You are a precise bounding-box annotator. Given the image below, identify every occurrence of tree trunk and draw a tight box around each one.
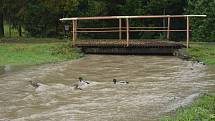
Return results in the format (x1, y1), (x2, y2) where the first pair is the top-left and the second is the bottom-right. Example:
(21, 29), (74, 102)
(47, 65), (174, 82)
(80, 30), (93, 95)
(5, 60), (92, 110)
(18, 25), (22, 37)
(0, 12), (4, 37)
(9, 24), (11, 37)
(55, 21), (58, 37)
(9, 18), (11, 37)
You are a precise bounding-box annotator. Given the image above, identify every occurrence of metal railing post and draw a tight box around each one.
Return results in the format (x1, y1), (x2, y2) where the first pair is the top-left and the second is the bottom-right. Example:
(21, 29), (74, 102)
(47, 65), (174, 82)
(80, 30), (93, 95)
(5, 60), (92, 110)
(186, 16), (190, 48)
(119, 18), (122, 40)
(72, 20), (75, 47)
(75, 20), (77, 41)
(72, 20), (77, 47)
(126, 18), (129, 47)
(167, 17), (171, 40)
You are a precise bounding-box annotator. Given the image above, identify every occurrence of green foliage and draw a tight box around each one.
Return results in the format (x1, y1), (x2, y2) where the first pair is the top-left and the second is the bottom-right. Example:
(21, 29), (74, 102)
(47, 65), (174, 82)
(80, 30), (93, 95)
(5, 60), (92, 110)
(75, 0), (107, 16)
(50, 42), (83, 59)
(120, 0), (146, 15)
(186, 0), (215, 42)
(1, 0), (212, 41)
(161, 94), (215, 121)
(0, 0), (3, 37)
(0, 43), (83, 66)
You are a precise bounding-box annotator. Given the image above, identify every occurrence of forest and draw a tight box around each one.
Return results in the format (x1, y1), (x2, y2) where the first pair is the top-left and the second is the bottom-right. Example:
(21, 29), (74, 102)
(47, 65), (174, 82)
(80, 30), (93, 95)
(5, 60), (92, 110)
(0, 0), (214, 41)
(0, 1), (215, 120)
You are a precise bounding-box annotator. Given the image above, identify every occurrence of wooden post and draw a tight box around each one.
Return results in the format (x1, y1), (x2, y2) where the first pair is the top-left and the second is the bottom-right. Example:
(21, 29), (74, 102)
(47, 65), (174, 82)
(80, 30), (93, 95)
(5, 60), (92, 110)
(186, 16), (189, 48)
(119, 19), (122, 40)
(72, 20), (75, 47)
(126, 18), (129, 47)
(167, 17), (170, 40)
(74, 20), (78, 40)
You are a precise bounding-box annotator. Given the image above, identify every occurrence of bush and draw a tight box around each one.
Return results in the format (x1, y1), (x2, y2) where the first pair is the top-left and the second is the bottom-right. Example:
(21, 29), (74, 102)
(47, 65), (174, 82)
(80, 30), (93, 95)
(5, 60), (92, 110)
(51, 42), (83, 59)
(186, 0), (215, 42)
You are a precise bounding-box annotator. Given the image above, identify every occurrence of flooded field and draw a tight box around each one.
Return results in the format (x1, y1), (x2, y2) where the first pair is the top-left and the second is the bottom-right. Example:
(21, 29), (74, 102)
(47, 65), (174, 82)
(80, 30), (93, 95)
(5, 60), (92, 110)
(0, 55), (214, 121)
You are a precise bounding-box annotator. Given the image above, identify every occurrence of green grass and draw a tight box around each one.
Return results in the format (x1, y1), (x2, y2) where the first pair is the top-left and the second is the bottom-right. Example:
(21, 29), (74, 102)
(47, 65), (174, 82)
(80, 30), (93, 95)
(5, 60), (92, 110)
(188, 43), (215, 65)
(0, 43), (83, 66)
(162, 42), (215, 121)
(0, 24), (80, 66)
(161, 94), (215, 121)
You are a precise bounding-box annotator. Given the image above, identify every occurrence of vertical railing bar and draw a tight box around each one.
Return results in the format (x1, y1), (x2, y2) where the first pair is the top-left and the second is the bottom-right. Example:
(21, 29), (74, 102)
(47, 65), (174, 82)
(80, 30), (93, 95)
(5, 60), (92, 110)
(126, 18), (129, 47)
(72, 20), (75, 47)
(186, 16), (190, 48)
(167, 17), (171, 40)
(75, 20), (77, 41)
(119, 19), (122, 40)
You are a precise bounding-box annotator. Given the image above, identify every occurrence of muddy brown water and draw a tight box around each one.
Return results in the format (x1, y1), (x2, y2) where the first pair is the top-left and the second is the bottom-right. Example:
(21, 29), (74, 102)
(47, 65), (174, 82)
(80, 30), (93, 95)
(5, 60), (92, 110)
(0, 55), (214, 121)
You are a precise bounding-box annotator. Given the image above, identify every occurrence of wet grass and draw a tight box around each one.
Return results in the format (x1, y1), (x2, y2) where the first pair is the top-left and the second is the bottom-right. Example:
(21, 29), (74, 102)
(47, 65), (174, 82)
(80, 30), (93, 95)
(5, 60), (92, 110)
(188, 43), (215, 65)
(162, 42), (215, 121)
(0, 43), (83, 66)
(161, 94), (215, 121)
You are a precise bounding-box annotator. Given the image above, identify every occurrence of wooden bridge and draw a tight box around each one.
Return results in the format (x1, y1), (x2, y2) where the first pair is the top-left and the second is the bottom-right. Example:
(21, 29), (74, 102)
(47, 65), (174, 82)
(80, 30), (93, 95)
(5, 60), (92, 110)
(60, 15), (206, 54)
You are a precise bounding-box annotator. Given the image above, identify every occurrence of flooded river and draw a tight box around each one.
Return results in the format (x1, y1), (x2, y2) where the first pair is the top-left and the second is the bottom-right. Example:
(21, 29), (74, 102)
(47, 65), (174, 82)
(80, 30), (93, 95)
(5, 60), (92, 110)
(0, 55), (214, 121)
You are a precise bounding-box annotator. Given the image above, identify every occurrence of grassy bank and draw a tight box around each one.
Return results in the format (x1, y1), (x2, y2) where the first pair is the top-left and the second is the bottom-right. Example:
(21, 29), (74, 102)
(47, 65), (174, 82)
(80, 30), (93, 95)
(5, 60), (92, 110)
(0, 43), (83, 66)
(188, 43), (215, 65)
(162, 43), (215, 121)
(162, 94), (215, 121)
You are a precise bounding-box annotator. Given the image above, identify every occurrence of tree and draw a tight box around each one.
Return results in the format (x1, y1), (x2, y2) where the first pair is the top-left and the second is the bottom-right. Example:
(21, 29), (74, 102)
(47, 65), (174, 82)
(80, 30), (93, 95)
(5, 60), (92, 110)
(186, 0), (215, 42)
(21, 0), (80, 37)
(1, 0), (210, 41)
(12, 0), (28, 37)
(1, 0), (28, 37)
(0, 0), (4, 37)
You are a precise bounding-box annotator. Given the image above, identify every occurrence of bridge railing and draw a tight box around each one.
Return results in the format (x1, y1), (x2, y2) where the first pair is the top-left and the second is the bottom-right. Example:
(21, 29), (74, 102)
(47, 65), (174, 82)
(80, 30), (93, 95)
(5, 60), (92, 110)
(60, 15), (206, 48)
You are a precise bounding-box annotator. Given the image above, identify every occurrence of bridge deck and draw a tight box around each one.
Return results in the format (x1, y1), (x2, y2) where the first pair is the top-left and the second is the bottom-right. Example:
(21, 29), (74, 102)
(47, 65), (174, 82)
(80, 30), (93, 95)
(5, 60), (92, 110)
(75, 39), (185, 48)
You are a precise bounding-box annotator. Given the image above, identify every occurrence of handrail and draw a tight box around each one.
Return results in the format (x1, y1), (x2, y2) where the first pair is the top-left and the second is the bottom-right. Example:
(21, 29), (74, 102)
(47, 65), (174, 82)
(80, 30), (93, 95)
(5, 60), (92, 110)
(74, 30), (191, 33)
(60, 15), (207, 48)
(60, 15), (206, 21)
(77, 27), (168, 30)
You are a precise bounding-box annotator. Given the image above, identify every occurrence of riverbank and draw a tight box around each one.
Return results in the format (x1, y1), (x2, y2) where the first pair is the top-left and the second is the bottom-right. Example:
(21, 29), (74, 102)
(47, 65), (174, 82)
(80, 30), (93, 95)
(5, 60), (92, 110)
(188, 43), (215, 65)
(0, 43), (83, 66)
(162, 43), (215, 121)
